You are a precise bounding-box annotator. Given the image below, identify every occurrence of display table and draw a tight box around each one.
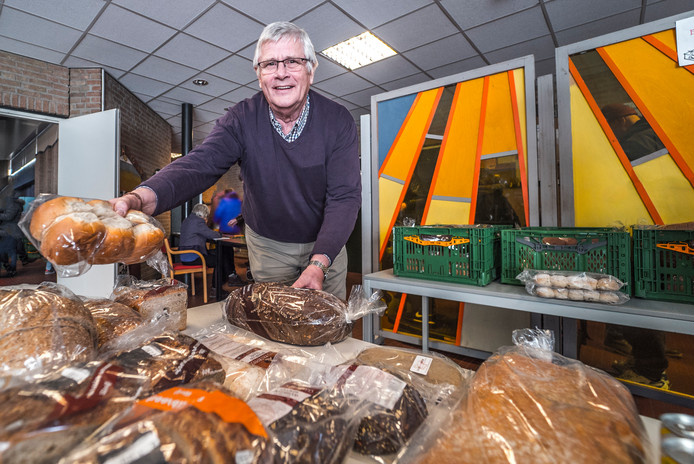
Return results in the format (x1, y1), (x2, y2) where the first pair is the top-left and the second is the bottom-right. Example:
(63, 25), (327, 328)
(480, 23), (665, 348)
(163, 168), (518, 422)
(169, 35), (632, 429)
(184, 301), (662, 463)
(362, 269), (694, 358)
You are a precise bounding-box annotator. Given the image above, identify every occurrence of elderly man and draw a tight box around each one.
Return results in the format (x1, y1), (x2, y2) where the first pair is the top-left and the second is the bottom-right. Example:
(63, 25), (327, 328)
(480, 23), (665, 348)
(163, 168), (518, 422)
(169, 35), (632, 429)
(112, 21), (361, 300)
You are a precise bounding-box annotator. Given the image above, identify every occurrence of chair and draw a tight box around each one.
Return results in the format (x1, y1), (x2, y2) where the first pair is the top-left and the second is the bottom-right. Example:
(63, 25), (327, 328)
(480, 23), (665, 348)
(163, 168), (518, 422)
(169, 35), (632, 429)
(162, 237), (213, 303)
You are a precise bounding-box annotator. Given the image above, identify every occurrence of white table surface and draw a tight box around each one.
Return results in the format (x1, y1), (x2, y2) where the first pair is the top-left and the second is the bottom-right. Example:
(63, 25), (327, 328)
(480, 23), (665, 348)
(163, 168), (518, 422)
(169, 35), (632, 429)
(184, 302), (661, 463)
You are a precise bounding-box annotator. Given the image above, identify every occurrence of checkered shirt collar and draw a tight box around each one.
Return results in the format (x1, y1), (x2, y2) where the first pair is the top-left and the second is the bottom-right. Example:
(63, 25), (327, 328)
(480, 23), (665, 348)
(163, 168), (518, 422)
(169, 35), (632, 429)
(269, 94), (310, 142)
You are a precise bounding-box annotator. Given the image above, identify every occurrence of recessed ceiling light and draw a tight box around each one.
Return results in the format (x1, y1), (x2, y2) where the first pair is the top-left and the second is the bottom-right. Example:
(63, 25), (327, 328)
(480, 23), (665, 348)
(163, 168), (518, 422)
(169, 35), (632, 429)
(321, 32), (396, 70)
(192, 79), (208, 86)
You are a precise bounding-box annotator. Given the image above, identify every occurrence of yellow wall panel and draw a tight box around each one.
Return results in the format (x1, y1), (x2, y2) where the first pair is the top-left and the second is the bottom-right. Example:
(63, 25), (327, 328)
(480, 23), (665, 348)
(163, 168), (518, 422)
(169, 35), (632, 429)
(511, 68), (528, 167)
(570, 82), (652, 226)
(433, 79), (484, 197)
(481, 73), (516, 155)
(380, 88), (441, 180)
(634, 156), (694, 223)
(423, 199), (470, 225)
(379, 176), (406, 250)
(651, 29), (676, 49)
(603, 39), (694, 171)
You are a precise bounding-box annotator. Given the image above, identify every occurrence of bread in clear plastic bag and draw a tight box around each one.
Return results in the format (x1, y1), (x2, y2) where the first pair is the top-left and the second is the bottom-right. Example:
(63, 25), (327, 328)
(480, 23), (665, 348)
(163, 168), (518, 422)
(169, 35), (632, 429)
(407, 328), (651, 464)
(80, 296), (145, 350)
(516, 269), (629, 304)
(19, 194), (166, 277)
(110, 275), (188, 331)
(59, 381), (272, 464)
(223, 283), (386, 346)
(0, 282), (98, 389)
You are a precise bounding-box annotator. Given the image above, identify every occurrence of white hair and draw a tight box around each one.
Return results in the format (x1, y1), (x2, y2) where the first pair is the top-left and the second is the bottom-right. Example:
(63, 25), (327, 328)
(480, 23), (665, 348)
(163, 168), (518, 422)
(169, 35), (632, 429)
(192, 203), (209, 219)
(253, 21), (318, 76)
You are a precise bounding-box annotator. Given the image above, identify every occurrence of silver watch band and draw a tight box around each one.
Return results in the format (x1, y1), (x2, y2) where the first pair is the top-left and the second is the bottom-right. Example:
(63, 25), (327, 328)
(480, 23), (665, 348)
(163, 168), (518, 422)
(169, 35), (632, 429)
(308, 260), (329, 279)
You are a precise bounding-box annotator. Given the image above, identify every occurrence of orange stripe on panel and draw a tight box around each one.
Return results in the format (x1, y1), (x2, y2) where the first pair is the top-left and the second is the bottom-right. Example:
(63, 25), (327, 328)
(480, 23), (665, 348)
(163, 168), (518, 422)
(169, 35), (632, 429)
(642, 34), (694, 75)
(569, 59), (663, 224)
(455, 302), (465, 346)
(423, 82), (463, 224)
(379, 88), (444, 259)
(379, 93), (422, 178)
(468, 76), (490, 223)
(392, 293), (408, 334)
(508, 69), (530, 225)
(598, 45), (694, 188)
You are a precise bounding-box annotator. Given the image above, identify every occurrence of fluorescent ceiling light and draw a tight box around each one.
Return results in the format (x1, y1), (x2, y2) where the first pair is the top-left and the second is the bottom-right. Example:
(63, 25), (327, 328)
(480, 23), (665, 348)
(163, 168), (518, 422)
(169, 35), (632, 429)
(321, 32), (396, 70)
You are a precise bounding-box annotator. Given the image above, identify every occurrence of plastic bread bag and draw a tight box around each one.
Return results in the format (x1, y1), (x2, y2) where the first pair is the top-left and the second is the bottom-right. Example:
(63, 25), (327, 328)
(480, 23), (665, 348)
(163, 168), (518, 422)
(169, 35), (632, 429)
(0, 282), (98, 390)
(354, 345), (472, 407)
(0, 359), (150, 464)
(403, 328), (651, 464)
(59, 381), (272, 464)
(96, 331), (226, 397)
(223, 283), (386, 346)
(110, 274), (189, 332)
(19, 193), (166, 277)
(79, 296), (147, 350)
(516, 269), (630, 304)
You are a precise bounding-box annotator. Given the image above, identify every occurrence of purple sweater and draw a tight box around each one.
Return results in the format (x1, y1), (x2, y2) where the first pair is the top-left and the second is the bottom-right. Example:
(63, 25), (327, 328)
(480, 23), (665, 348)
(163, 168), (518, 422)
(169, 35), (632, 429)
(143, 90), (361, 262)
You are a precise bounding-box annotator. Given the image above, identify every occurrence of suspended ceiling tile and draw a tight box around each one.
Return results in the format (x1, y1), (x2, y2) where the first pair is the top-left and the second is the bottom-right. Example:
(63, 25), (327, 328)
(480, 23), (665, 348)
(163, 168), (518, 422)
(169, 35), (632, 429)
(197, 98), (234, 114)
(72, 34), (148, 71)
(485, 35), (556, 65)
(207, 55), (257, 86)
(333, 97), (358, 111)
(379, 71), (431, 92)
(427, 55), (488, 79)
(184, 4), (264, 53)
(167, 114), (183, 129)
(312, 58), (349, 83)
(179, 73), (240, 97)
(340, 86), (381, 107)
(221, 0), (325, 25)
(150, 98), (184, 116)
(192, 108), (220, 124)
(332, 0), (431, 29)
(545, 0), (641, 32)
(118, 73), (174, 99)
(4, 0), (105, 30)
(644, 0), (694, 22)
(89, 4), (176, 53)
(293, 3), (364, 51)
(220, 86), (258, 105)
(131, 55), (199, 86)
(0, 7), (82, 53)
(0, 36), (65, 64)
(312, 72), (373, 97)
(466, 7), (549, 54)
(160, 86), (213, 106)
(373, 4), (459, 52)
(554, 10), (641, 46)
(402, 33), (478, 71)
(154, 33), (230, 70)
(353, 55), (420, 85)
(131, 92), (154, 104)
(63, 55), (127, 79)
(440, 0), (538, 30)
(112, 0), (215, 29)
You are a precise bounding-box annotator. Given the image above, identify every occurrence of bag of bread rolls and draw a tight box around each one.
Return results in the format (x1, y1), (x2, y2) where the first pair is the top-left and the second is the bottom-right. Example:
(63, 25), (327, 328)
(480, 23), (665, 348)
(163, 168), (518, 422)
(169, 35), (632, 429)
(19, 194), (166, 277)
(403, 328), (651, 464)
(516, 269), (629, 304)
(224, 283), (386, 346)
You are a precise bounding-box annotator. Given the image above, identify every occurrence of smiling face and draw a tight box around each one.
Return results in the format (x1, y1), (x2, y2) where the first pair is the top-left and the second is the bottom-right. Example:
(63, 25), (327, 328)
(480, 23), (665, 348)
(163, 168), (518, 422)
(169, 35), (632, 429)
(257, 37), (314, 122)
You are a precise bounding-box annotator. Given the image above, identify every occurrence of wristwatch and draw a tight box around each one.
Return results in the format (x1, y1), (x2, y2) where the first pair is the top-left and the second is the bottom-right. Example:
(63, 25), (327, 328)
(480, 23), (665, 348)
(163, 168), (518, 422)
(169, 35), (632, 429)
(308, 260), (329, 279)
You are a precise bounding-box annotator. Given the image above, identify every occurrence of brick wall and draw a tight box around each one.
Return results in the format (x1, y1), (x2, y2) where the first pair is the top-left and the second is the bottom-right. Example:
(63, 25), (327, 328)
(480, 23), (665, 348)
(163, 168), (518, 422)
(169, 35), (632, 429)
(0, 51), (69, 116)
(69, 68), (103, 116)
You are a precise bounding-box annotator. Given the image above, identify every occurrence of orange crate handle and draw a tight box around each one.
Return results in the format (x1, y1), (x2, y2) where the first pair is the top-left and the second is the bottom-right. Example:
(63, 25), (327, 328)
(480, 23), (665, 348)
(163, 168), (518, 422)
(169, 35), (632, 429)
(403, 235), (470, 247)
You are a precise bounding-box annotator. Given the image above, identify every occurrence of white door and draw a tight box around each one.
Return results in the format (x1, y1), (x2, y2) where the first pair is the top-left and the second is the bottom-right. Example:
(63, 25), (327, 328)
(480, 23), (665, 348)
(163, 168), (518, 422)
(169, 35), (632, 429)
(57, 109), (120, 298)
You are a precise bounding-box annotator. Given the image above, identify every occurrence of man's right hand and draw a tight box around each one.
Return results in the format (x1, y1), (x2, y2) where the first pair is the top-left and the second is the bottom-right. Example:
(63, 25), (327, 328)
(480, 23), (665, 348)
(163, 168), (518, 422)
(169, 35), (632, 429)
(109, 188), (156, 217)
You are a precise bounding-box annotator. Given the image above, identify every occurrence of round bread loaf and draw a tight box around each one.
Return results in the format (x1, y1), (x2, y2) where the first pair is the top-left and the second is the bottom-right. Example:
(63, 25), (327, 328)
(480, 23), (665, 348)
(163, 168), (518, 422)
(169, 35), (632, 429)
(89, 215), (136, 265)
(82, 298), (144, 348)
(122, 220), (165, 264)
(39, 212), (107, 265)
(29, 196), (92, 240)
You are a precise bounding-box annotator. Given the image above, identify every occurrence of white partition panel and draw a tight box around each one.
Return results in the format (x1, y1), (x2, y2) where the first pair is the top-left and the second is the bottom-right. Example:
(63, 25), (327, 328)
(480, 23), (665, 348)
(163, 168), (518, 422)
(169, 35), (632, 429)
(57, 109), (120, 297)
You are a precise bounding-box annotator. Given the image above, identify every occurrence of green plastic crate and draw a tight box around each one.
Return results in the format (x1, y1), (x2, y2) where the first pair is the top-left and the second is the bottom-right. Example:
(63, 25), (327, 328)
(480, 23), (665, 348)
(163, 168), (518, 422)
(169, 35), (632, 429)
(392, 225), (500, 286)
(633, 226), (694, 303)
(500, 227), (631, 292)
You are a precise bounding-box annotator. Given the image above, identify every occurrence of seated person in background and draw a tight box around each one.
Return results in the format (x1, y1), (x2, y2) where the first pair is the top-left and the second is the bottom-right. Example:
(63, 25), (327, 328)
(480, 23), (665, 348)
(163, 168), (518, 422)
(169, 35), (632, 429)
(0, 231), (18, 277)
(179, 204), (242, 288)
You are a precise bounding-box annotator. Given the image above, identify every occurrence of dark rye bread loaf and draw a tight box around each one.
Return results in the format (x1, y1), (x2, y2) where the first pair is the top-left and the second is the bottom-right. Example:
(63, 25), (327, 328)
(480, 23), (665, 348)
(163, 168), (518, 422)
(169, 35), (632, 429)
(224, 283), (352, 346)
(81, 297), (144, 349)
(0, 284), (97, 382)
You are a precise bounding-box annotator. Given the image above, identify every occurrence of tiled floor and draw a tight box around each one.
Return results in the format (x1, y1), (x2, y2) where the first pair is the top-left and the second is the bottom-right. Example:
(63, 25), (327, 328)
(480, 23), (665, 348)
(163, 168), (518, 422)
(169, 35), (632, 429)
(6, 257), (694, 420)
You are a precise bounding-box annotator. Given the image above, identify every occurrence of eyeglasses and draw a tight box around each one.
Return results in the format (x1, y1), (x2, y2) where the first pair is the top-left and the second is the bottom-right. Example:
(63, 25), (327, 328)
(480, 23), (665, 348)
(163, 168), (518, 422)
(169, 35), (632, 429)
(257, 57), (309, 74)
